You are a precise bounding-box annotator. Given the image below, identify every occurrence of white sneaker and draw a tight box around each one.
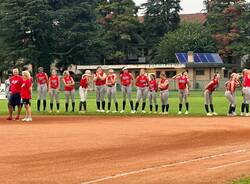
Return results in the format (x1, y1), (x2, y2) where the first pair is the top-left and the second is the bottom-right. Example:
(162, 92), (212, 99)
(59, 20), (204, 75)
(56, 110), (60, 113)
(245, 113), (250, 117)
(178, 111), (182, 115)
(100, 110), (105, 113)
(120, 110), (124, 113)
(112, 110), (118, 113)
(96, 109), (100, 112)
(164, 112), (169, 115)
(131, 110), (135, 114)
(207, 113), (213, 116)
(25, 118), (32, 122)
(185, 111), (189, 115)
(154, 111), (158, 114)
(142, 110), (146, 113)
(212, 112), (218, 116)
(106, 110), (110, 113)
(240, 112), (245, 116)
(232, 112), (237, 116)
(22, 118), (28, 122)
(49, 110), (52, 113)
(148, 111), (152, 114)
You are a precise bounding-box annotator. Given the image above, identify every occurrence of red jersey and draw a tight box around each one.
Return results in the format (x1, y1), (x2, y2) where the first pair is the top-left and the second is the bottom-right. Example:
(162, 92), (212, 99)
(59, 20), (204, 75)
(226, 80), (237, 92)
(120, 72), (132, 86)
(136, 75), (149, 88)
(49, 75), (60, 89)
(106, 75), (116, 86)
(36, 72), (48, 85)
(80, 76), (88, 88)
(178, 76), (189, 90)
(160, 79), (169, 91)
(94, 72), (106, 86)
(21, 78), (32, 99)
(10, 75), (23, 94)
(64, 76), (74, 91)
(149, 80), (158, 91)
(243, 75), (250, 87)
(206, 79), (219, 92)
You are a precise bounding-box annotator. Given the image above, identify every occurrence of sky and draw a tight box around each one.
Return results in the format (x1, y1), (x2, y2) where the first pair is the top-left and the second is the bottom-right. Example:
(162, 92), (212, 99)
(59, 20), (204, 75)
(134, 0), (206, 14)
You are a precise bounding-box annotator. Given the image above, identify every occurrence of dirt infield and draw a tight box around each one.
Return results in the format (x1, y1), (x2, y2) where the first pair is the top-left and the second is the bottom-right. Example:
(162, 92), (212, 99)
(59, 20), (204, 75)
(0, 116), (250, 184)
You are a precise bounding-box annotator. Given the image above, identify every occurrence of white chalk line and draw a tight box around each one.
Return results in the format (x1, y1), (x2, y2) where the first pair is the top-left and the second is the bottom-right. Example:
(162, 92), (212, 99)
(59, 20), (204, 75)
(80, 149), (246, 184)
(209, 159), (250, 170)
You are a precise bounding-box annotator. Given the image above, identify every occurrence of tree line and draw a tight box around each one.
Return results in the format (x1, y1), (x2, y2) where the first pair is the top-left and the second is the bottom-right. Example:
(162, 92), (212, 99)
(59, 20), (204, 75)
(0, 0), (249, 73)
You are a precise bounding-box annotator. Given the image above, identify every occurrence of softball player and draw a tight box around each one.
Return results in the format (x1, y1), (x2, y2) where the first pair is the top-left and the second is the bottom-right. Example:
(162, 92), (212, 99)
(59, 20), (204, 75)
(79, 70), (91, 113)
(173, 71), (190, 115)
(148, 74), (158, 113)
(204, 73), (220, 116)
(225, 73), (240, 116)
(159, 73), (170, 114)
(106, 69), (118, 113)
(36, 67), (48, 112)
(48, 69), (60, 113)
(63, 71), (75, 112)
(241, 69), (250, 116)
(7, 68), (23, 121)
(120, 67), (134, 113)
(21, 71), (32, 122)
(4, 71), (12, 105)
(93, 66), (106, 112)
(135, 68), (149, 113)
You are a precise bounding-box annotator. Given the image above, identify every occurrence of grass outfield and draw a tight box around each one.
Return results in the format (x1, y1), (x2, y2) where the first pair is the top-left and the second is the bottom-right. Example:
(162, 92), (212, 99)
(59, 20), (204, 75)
(0, 90), (247, 116)
(233, 178), (250, 184)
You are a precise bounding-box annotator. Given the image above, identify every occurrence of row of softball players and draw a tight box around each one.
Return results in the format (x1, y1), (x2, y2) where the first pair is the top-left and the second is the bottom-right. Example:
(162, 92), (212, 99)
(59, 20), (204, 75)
(6, 68), (32, 122)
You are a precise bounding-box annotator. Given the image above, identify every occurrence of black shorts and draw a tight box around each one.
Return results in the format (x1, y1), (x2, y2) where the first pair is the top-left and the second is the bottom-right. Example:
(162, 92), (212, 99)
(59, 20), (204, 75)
(9, 93), (21, 108)
(22, 99), (31, 105)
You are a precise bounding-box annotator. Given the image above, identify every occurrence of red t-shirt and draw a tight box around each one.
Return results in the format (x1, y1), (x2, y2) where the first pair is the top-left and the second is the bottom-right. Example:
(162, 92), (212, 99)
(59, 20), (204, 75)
(21, 78), (32, 99)
(64, 76), (74, 91)
(149, 80), (158, 91)
(178, 76), (189, 90)
(160, 79), (169, 91)
(49, 75), (60, 89)
(106, 75), (115, 86)
(243, 75), (250, 87)
(136, 75), (149, 88)
(80, 76), (88, 88)
(36, 72), (48, 85)
(206, 79), (219, 92)
(94, 72), (106, 86)
(10, 75), (23, 94)
(120, 73), (132, 86)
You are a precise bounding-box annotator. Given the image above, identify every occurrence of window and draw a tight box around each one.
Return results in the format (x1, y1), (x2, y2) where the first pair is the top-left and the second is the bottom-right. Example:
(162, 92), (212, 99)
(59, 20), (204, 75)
(196, 70), (205, 76)
(156, 71), (161, 78)
(224, 70), (229, 78)
(165, 71), (176, 78)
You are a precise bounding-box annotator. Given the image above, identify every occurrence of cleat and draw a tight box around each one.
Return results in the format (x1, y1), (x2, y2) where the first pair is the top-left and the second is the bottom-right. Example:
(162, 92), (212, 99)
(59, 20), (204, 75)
(178, 111), (182, 115)
(212, 112), (218, 116)
(207, 113), (213, 116)
(120, 110), (124, 113)
(6, 117), (12, 121)
(185, 111), (189, 115)
(15, 116), (20, 121)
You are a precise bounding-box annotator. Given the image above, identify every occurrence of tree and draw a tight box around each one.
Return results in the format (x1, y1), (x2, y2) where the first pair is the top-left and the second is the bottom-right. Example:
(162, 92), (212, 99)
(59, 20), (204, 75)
(205, 0), (246, 61)
(142, 0), (181, 60)
(97, 0), (144, 64)
(156, 22), (217, 63)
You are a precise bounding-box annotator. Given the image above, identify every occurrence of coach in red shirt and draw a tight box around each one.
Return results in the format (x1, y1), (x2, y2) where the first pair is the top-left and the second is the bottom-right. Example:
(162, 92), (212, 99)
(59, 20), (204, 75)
(7, 68), (23, 120)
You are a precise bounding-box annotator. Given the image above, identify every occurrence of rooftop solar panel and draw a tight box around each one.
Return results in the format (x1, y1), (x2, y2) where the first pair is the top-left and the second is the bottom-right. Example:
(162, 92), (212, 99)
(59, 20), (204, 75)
(176, 53), (223, 64)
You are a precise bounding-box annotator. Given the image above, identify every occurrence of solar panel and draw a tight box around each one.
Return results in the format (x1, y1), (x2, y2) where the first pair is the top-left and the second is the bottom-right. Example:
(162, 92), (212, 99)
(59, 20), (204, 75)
(176, 53), (223, 64)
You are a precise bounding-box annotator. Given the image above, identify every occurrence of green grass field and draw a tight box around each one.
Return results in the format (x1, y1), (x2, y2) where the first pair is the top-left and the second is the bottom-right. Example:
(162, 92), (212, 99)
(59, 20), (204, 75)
(0, 90), (247, 116)
(233, 178), (250, 184)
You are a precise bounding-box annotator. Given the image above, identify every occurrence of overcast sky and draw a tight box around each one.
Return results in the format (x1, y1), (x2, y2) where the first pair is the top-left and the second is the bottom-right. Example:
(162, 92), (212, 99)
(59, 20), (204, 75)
(134, 0), (205, 14)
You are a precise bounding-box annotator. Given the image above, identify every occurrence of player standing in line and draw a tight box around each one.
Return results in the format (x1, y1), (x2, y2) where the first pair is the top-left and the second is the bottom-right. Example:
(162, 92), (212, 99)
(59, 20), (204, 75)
(120, 67), (135, 113)
(241, 69), (250, 116)
(63, 71), (75, 112)
(21, 71), (32, 122)
(148, 74), (158, 113)
(79, 70), (91, 113)
(225, 73), (240, 116)
(134, 68), (149, 113)
(204, 73), (220, 116)
(7, 68), (23, 120)
(106, 69), (118, 113)
(158, 73), (170, 114)
(48, 69), (60, 113)
(36, 67), (48, 112)
(173, 71), (190, 115)
(4, 71), (12, 108)
(93, 66), (106, 112)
